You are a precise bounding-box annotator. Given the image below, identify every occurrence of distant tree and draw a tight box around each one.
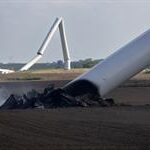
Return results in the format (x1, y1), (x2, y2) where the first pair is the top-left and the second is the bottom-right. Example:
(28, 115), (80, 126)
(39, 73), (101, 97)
(56, 60), (64, 68)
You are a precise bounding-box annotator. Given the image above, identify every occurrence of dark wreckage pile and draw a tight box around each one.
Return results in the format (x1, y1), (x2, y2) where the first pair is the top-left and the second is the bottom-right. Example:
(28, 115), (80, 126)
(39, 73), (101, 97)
(0, 84), (114, 109)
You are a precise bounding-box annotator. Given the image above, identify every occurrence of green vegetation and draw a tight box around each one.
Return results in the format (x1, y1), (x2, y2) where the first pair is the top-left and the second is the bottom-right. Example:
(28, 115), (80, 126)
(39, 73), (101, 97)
(143, 69), (150, 74)
(0, 58), (102, 71)
(0, 58), (102, 81)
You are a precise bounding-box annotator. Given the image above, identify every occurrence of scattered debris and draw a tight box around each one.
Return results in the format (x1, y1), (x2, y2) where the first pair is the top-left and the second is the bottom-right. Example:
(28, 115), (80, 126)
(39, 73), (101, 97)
(0, 84), (115, 109)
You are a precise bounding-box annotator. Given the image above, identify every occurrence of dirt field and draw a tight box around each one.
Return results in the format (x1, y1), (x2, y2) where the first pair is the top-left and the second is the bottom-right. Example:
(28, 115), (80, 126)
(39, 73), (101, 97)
(1, 71), (150, 149)
(1, 107), (150, 150)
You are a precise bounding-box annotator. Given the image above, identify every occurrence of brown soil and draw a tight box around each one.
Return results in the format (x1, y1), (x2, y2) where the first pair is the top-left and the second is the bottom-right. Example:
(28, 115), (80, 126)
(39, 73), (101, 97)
(1, 72), (150, 149)
(1, 107), (150, 150)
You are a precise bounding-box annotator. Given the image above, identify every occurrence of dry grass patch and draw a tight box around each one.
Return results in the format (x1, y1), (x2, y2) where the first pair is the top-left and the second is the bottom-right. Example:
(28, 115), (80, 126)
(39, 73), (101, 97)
(0, 69), (87, 81)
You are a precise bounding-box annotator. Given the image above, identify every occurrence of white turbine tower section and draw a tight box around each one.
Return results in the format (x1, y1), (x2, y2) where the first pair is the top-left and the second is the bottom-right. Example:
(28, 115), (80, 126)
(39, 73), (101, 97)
(64, 28), (150, 98)
(20, 17), (71, 71)
(59, 20), (71, 70)
(19, 55), (42, 72)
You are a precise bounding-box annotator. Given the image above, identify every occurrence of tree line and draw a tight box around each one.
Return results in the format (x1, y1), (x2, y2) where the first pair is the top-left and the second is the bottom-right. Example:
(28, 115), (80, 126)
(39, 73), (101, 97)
(0, 58), (103, 70)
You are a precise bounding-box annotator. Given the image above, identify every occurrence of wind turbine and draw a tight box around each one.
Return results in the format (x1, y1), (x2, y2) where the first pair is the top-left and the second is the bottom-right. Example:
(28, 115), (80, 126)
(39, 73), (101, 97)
(0, 17), (71, 74)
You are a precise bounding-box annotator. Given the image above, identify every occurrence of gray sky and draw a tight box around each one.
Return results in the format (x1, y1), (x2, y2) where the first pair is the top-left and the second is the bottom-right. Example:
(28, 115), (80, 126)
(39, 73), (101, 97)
(0, 0), (150, 63)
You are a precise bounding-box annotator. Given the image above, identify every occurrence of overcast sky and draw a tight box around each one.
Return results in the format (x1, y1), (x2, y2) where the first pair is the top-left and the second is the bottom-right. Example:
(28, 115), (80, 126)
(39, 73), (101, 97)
(0, 0), (150, 63)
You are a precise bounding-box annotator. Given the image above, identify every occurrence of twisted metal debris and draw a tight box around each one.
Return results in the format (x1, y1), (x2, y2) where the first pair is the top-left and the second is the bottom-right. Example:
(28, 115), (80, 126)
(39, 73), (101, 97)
(0, 84), (114, 109)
